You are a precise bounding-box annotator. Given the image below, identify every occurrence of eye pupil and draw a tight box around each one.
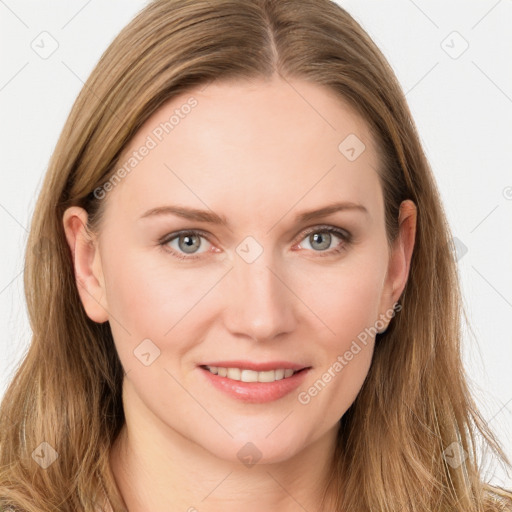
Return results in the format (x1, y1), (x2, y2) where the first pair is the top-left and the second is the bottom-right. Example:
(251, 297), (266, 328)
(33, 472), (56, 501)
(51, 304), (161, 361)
(310, 232), (331, 251)
(179, 234), (201, 253)
(166, 227), (344, 259)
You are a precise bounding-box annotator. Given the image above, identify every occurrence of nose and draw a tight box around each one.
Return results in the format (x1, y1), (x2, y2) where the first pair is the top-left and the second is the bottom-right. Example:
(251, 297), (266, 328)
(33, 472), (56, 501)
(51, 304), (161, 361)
(222, 247), (297, 343)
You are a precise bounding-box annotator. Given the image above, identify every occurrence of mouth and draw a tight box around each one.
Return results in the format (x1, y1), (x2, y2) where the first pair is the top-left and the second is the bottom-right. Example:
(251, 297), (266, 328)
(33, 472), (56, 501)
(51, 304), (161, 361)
(198, 362), (312, 403)
(200, 364), (309, 383)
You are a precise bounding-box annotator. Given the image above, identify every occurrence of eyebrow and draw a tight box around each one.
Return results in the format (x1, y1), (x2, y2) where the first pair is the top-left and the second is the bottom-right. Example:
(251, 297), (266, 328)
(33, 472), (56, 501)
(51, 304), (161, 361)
(139, 201), (369, 226)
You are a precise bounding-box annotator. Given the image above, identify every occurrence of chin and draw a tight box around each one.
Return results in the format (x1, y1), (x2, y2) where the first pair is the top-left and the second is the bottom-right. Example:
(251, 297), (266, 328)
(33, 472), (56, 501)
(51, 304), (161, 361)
(200, 429), (310, 466)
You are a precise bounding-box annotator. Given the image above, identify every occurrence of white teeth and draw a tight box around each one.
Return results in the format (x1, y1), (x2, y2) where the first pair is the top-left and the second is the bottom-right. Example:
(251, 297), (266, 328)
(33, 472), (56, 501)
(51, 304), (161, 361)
(257, 370), (275, 383)
(241, 369), (259, 382)
(204, 366), (301, 382)
(227, 367), (241, 380)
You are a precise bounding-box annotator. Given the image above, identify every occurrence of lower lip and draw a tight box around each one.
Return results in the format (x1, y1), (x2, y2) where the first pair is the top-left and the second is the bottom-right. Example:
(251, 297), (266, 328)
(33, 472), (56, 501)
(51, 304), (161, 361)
(199, 367), (310, 403)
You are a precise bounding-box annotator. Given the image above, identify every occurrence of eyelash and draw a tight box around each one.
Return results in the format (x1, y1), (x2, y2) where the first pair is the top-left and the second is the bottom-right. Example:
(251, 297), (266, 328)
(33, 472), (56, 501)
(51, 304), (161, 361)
(158, 225), (352, 261)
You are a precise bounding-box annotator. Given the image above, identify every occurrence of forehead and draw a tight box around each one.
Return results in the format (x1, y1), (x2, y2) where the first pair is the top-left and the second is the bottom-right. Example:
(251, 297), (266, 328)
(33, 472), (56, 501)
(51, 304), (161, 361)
(104, 77), (383, 224)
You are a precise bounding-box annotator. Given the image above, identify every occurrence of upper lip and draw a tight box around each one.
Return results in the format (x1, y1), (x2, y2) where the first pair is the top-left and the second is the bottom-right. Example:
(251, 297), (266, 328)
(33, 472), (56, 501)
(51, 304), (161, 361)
(200, 360), (310, 372)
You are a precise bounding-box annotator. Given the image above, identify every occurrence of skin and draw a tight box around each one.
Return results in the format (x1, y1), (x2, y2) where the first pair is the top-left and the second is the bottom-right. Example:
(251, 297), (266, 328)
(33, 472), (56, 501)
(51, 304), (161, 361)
(63, 76), (416, 512)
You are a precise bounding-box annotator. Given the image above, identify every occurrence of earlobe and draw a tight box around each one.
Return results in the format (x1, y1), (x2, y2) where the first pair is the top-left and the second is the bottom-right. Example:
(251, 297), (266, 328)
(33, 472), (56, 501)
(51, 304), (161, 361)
(62, 206), (109, 323)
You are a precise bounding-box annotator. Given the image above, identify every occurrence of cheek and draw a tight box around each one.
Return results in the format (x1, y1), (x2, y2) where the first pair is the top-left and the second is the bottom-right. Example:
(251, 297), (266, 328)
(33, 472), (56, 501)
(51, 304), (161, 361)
(294, 253), (386, 341)
(103, 247), (385, 336)
(293, 254), (384, 413)
(297, 271), (378, 424)
(100, 246), (227, 371)
(102, 246), (208, 331)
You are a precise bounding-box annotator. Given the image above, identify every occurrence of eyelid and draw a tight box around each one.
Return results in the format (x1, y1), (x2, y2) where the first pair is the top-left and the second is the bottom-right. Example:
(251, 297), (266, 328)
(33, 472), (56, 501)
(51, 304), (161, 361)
(294, 223), (351, 244)
(158, 229), (215, 260)
(159, 224), (352, 260)
(292, 224), (352, 258)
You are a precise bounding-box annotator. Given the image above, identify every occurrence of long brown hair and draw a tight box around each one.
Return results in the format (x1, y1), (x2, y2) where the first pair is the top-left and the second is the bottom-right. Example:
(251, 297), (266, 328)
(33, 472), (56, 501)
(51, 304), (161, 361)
(1, 1), (511, 510)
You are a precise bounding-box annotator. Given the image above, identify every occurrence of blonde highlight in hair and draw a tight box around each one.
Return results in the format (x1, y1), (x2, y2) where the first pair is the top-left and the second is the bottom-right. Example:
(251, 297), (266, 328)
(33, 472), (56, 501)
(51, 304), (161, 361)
(1, 1), (511, 510)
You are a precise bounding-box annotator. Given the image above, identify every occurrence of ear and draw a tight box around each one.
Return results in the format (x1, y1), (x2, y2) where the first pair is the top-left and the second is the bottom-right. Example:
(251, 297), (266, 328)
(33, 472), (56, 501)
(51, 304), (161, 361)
(377, 199), (417, 327)
(62, 206), (109, 323)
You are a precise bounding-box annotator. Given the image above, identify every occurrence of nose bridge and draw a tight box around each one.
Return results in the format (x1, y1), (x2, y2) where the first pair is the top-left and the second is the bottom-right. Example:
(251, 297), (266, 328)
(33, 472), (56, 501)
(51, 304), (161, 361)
(223, 244), (296, 341)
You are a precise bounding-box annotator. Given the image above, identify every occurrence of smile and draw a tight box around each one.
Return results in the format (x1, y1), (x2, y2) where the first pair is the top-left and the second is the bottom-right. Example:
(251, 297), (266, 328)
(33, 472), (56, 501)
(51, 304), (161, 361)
(202, 365), (302, 382)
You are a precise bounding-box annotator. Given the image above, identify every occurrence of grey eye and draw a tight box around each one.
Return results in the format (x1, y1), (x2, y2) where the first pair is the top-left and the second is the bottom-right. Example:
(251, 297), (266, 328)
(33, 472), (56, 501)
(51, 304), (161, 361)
(307, 231), (332, 251)
(177, 233), (202, 254)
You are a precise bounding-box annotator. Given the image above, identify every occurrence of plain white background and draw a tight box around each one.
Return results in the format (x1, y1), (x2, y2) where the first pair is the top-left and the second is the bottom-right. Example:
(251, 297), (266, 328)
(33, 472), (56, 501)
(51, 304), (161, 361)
(1, 0), (511, 487)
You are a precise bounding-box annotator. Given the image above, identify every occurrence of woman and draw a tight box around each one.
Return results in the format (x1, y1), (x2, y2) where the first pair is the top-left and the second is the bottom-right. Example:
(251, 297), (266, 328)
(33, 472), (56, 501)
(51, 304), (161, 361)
(0, 0), (510, 510)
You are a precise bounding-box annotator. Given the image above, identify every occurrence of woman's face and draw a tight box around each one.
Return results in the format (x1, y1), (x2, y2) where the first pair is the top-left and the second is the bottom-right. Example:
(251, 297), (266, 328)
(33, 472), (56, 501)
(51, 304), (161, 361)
(64, 77), (415, 465)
